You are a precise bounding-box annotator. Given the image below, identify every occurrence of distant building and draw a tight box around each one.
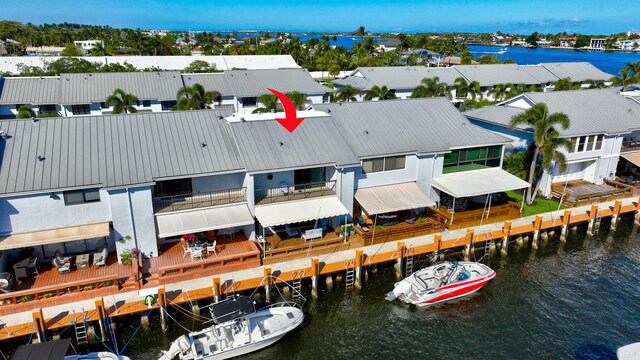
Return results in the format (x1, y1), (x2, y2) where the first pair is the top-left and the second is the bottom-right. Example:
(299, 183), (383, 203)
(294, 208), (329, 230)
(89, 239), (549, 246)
(589, 38), (606, 50)
(25, 46), (65, 56)
(616, 39), (640, 50)
(376, 39), (402, 52)
(511, 39), (531, 47)
(537, 38), (552, 47)
(559, 37), (577, 48)
(627, 31), (640, 37)
(73, 40), (104, 53)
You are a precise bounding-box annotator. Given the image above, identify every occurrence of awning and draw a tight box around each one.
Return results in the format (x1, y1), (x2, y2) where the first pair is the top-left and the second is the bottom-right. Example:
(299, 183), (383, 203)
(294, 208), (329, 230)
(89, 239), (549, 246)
(156, 203), (254, 238)
(255, 196), (349, 228)
(355, 182), (436, 215)
(622, 152), (640, 168)
(0, 222), (110, 251)
(432, 168), (530, 198)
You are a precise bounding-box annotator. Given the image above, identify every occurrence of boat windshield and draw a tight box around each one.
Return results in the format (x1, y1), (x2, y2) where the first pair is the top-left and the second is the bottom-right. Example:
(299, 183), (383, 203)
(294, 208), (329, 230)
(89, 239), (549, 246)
(210, 296), (256, 324)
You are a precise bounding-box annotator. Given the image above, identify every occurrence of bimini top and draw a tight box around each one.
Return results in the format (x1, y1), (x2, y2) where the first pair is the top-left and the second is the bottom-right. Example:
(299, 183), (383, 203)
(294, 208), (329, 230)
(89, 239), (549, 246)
(211, 296), (256, 324)
(12, 339), (71, 360)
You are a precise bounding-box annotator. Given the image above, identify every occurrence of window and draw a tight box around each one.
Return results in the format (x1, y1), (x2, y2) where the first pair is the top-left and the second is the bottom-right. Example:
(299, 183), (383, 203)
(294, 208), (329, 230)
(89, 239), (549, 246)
(100, 102), (109, 109)
(63, 188), (101, 205)
(242, 97), (257, 107)
(570, 135), (602, 153)
(592, 135), (603, 151)
(142, 100), (151, 107)
(38, 104), (56, 114)
(362, 156), (406, 174)
(43, 237), (107, 258)
(155, 178), (192, 197)
(161, 101), (177, 111)
(578, 136), (588, 152)
(71, 104), (91, 115)
(294, 167), (326, 185)
(443, 145), (502, 174)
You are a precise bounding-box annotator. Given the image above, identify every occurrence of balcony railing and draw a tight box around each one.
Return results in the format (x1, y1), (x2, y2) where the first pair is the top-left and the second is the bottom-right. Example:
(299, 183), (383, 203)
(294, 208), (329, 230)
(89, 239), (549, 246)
(622, 139), (640, 153)
(255, 180), (336, 205)
(153, 187), (247, 213)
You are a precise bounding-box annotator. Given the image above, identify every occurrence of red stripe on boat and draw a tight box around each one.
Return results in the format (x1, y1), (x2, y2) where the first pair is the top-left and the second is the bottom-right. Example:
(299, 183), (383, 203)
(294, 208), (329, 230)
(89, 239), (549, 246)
(420, 279), (491, 304)
(437, 272), (496, 291)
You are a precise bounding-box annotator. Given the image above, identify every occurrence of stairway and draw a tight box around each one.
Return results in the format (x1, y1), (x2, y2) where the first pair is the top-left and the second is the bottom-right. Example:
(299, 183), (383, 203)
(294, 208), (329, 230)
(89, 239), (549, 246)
(73, 310), (88, 346)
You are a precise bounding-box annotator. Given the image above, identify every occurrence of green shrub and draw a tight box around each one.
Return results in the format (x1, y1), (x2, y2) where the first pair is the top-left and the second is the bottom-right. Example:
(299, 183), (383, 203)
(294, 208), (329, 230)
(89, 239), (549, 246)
(119, 251), (132, 266)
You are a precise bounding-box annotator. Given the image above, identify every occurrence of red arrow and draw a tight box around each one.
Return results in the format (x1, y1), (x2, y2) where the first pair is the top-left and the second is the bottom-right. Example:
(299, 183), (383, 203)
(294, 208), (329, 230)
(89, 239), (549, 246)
(268, 88), (304, 133)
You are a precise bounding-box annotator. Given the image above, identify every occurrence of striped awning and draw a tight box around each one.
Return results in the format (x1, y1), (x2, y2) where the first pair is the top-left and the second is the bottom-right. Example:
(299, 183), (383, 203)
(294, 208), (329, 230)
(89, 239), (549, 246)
(255, 196), (348, 228)
(622, 152), (640, 168)
(355, 182), (435, 215)
(0, 222), (110, 251)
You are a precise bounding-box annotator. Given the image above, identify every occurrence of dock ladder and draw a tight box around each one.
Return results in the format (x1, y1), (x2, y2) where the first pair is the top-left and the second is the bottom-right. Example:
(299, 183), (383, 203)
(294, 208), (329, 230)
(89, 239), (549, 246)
(73, 309), (88, 346)
(482, 237), (492, 261)
(345, 260), (355, 291)
(291, 270), (303, 303)
(404, 247), (415, 278)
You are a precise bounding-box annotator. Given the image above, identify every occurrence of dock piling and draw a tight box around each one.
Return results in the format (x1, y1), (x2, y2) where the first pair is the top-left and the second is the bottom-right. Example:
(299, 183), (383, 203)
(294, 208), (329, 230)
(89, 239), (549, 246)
(587, 204), (599, 236)
(433, 234), (442, 264)
(395, 242), (405, 280)
(354, 249), (363, 290)
(264, 267), (272, 303)
(31, 308), (46, 343)
(158, 287), (168, 333)
(311, 258), (319, 300)
(325, 274), (333, 289)
(212, 276), (221, 303)
(95, 298), (107, 341)
(560, 210), (572, 242)
(532, 216), (543, 250)
(501, 222), (511, 257)
(463, 230), (474, 261)
(611, 200), (622, 230)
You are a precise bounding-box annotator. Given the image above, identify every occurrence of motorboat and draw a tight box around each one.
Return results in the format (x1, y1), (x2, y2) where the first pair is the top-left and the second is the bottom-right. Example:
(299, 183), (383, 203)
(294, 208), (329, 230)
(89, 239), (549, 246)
(385, 260), (495, 306)
(618, 342), (640, 360)
(160, 296), (303, 360)
(11, 339), (130, 360)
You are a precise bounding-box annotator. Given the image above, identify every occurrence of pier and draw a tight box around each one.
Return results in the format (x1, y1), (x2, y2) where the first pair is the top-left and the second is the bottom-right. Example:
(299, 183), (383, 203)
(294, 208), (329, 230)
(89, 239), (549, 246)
(0, 196), (638, 344)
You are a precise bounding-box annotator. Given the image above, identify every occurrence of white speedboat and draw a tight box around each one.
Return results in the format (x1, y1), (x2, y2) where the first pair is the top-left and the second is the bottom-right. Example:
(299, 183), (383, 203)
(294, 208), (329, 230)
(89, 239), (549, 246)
(386, 261), (495, 306)
(618, 342), (640, 360)
(65, 353), (130, 360)
(12, 339), (130, 360)
(160, 296), (303, 360)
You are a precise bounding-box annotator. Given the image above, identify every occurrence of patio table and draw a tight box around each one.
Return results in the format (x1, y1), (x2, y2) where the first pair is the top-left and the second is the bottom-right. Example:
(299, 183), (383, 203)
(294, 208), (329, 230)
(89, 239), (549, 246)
(76, 253), (90, 269)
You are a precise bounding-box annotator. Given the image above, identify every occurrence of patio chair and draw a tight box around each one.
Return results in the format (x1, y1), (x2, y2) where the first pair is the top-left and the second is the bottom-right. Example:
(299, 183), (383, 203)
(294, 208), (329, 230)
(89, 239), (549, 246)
(52, 256), (71, 274)
(190, 248), (203, 261)
(0, 272), (15, 294)
(207, 240), (217, 256)
(285, 224), (299, 237)
(279, 181), (290, 195)
(181, 241), (192, 258)
(93, 247), (108, 266)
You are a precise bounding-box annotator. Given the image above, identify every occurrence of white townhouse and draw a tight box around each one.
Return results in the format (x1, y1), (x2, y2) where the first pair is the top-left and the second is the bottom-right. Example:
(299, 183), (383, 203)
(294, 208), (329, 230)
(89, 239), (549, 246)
(464, 89), (640, 197)
(0, 76), (61, 119)
(73, 40), (104, 53)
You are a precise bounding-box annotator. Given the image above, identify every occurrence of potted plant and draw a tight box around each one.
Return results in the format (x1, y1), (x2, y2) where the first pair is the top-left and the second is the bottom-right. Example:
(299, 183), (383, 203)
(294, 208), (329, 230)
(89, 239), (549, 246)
(120, 251), (133, 266)
(343, 225), (355, 236)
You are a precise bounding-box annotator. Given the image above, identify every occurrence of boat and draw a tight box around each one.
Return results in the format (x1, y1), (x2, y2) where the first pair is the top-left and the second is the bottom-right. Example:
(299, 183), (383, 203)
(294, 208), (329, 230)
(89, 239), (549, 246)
(11, 339), (130, 360)
(618, 342), (640, 360)
(385, 260), (495, 306)
(159, 296), (304, 360)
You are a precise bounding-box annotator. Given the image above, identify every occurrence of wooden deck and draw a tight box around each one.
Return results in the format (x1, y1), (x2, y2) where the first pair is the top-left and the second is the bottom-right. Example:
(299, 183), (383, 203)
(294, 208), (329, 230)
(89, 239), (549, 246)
(355, 217), (446, 245)
(146, 235), (261, 285)
(551, 179), (634, 207)
(260, 232), (365, 265)
(434, 202), (522, 230)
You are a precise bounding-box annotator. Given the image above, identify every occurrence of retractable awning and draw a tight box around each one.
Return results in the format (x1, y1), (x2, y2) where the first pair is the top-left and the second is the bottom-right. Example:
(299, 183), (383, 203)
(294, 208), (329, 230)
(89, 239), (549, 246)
(355, 182), (436, 215)
(432, 168), (530, 198)
(0, 222), (110, 251)
(255, 196), (349, 228)
(156, 203), (254, 238)
(622, 152), (640, 168)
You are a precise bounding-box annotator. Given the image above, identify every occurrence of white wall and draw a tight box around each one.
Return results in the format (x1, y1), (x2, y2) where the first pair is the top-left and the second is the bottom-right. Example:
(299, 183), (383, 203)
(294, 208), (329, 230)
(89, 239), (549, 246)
(355, 154), (418, 189)
(335, 167), (357, 216)
(108, 187), (158, 260)
(191, 172), (245, 193)
(0, 190), (112, 235)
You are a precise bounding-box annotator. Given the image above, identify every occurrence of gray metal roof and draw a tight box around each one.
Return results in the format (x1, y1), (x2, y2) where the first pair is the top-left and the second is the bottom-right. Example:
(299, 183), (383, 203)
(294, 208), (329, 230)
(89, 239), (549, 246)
(314, 98), (511, 158)
(464, 89), (640, 137)
(224, 69), (332, 98)
(518, 65), (559, 84)
(0, 109), (243, 196)
(229, 116), (359, 172)
(182, 73), (233, 96)
(349, 66), (461, 90)
(540, 62), (613, 82)
(0, 76), (60, 105)
(332, 76), (373, 91)
(58, 71), (184, 105)
(453, 64), (548, 87)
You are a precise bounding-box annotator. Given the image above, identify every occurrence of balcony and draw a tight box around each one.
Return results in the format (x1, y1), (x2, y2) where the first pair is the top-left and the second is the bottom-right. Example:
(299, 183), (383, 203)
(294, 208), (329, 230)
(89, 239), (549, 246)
(153, 187), (247, 213)
(255, 180), (336, 205)
(621, 139), (640, 153)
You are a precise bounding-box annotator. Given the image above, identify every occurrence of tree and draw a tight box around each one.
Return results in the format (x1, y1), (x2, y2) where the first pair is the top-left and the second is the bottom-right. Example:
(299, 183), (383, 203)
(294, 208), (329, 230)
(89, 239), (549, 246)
(363, 85), (397, 101)
(175, 83), (221, 110)
(286, 91), (309, 110)
(90, 42), (108, 56)
(336, 85), (359, 102)
(353, 26), (366, 37)
(16, 105), (36, 119)
(460, 49), (472, 65)
(487, 83), (511, 102)
(105, 88), (139, 114)
(526, 32), (540, 47)
(411, 77), (447, 98)
(183, 60), (219, 73)
(503, 149), (532, 181)
(452, 77), (481, 100)
(61, 43), (84, 56)
(554, 77), (582, 91)
(509, 103), (573, 204)
(609, 69), (634, 87)
(252, 94), (278, 113)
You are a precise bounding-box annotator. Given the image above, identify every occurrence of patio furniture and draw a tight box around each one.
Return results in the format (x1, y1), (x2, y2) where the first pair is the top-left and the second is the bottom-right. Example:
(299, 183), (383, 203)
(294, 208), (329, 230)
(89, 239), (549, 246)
(280, 181), (290, 195)
(302, 228), (323, 242)
(13, 257), (39, 279)
(181, 241), (192, 258)
(318, 218), (329, 231)
(190, 248), (203, 261)
(52, 256), (71, 274)
(76, 254), (90, 269)
(219, 228), (234, 240)
(207, 240), (218, 256)
(378, 214), (399, 226)
(93, 247), (108, 266)
(0, 272), (15, 294)
(285, 224), (299, 237)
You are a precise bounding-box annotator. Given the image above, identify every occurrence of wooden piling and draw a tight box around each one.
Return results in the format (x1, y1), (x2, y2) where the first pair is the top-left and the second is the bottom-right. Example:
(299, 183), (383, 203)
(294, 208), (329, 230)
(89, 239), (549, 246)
(532, 215), (543, 250)
(433, 234), (442, 263)
(264, 266), (272, 303)
(158, 287), (168, 333)
(501, 221), (511, 257)
(311, 257), (319, 300)
(212, 276), (221, 303)
(464, 229), (474, 260)
(560, 210), (572, 242)
(395, 242), (405, 280)
(31, 308), (46, 343)
(95, 298), (107, 341)
(611, 200), (622, 230)
(354, 249), (364, 290)
(587, 204), (599, 236)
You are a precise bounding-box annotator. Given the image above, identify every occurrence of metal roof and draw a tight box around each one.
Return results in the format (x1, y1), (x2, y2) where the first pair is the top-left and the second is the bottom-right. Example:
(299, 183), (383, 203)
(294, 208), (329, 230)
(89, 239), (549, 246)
(540, 62), (613, 82)
(182, 73), (233, 96)
(332, 76), (373, 91)
(464, 89), (640, 137)
(346, 66), (461, 90)
(518, 65), (560, 84)
(0, 109), (243, 196)
(229, 115), (359, 172)
(224, 68), (332, 98)
(58, 71), (184, 104)
(0, 76), (60, 105)
(314, 98), (510, 158)
(453, 64), (548, 87)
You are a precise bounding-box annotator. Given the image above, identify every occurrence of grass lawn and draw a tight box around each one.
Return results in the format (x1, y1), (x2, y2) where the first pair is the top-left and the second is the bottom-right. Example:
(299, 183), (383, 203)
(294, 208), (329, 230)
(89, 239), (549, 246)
(505, 190), (566, 217)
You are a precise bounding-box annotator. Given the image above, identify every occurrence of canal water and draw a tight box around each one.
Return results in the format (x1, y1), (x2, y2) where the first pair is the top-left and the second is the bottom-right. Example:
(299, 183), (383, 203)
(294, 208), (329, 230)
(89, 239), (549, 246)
(3, 215), (640, 359)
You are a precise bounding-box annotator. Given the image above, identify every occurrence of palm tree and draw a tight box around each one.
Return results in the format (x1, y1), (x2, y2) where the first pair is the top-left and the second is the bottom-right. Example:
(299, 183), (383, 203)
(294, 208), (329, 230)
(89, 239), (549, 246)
(452, 77), (481, 100)
(509, 103), (573, 204)
(582, 79), (604, 89)
(487, 83), (511, 102)
(363, 85), (397, 101)
(16, 105), (36, 119)
(609, 69), (636, 88)
(286, 91), (309, 110)
(503, 150), (531, 181)
(553, 77), (582, 91)
(175, 83), (221, 110)
(411, 77), (447, 98)
(252, 94), (278, 113)
(624, 61), (640, 77)
(336, 85), (359, 102)
(105, 88), (139, 114)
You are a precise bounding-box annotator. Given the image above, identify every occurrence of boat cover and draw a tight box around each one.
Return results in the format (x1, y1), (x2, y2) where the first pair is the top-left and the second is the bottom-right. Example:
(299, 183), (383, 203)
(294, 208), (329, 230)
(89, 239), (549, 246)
(431, 168), (529, 198)
(355, 182), (435, 215)
(211, 296), (256, 324)
(12, 339), (70, 360)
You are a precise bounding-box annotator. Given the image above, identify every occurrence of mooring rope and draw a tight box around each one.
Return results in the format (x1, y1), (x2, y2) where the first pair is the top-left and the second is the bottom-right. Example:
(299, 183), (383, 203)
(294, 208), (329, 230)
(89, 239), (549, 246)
(118, 309), (153, 355)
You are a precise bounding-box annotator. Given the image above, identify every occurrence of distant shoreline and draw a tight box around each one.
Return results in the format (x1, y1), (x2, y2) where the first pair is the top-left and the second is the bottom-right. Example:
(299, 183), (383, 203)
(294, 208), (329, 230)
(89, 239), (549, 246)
(471, 44), (640, 54)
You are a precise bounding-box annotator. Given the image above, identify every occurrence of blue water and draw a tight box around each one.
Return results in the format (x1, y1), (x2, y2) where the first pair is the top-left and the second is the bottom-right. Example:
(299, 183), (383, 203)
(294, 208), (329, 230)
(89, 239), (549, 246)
(468, 45), (640, 76)
(221, 33), (379, 50)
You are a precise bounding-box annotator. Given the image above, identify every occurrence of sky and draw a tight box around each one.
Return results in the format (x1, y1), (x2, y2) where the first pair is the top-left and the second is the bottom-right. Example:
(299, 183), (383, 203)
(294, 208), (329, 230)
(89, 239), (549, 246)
(2, 0), (637, 34)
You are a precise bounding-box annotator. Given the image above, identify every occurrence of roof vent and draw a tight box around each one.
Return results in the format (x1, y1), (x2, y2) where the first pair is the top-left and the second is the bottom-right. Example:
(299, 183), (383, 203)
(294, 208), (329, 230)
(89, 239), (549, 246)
(364, 130), (369, 135)
(279, 141), (284, 146)
(31, 118), (39, 124)
(240, 117), (245, 122)
(201, 142), (207, 147)
(218, 115), (224, 120)
(326, 109), (331, 113)
(36, 155), (45, 161)
(0, 131), (7, 140)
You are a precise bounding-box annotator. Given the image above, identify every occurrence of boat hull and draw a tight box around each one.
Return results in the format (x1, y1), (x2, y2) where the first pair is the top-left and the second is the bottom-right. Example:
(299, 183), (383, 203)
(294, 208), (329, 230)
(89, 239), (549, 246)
(200, 333), (287, 360)
(414, 272), (495, 306)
